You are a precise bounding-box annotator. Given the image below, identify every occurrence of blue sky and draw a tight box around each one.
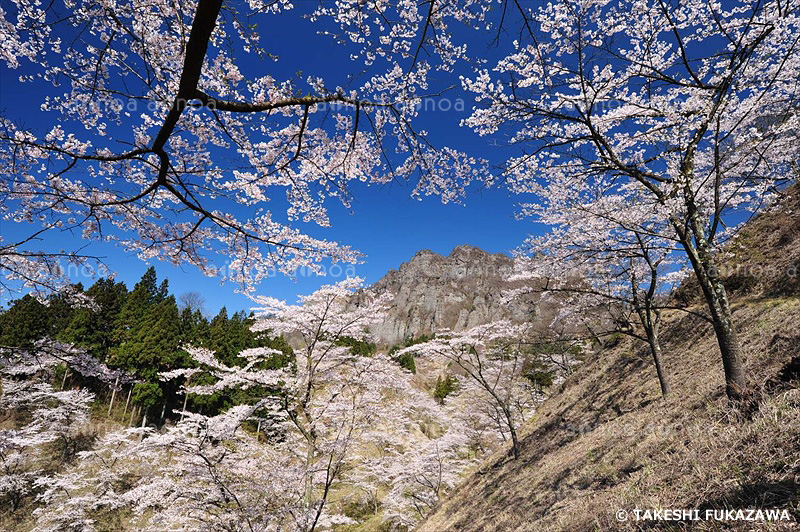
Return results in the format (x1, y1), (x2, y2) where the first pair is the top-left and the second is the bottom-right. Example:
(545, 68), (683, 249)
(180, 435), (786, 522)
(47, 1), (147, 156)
(0, 3), (536, 314)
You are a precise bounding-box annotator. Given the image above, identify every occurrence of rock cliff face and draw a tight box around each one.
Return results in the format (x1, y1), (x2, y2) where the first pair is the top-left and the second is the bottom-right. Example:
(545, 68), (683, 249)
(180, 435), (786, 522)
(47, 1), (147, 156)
(365, 245), (550, 346)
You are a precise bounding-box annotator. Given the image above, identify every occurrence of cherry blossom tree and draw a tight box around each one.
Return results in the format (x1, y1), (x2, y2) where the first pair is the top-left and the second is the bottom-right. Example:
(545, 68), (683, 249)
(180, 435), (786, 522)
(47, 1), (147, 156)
(380, 426), (476, 527)
(0, 0), (489, 295)
(396, 321), (545, 459)
(0, 344), (95, 514)
(0, 381), (93, 514)
(463, 0), (800, 400)
(11, 282), (553, 529)
(33, 406), (307, 531)
(156, 279), (511, 528)
(37, 352), (480, 530)
(160, 278), (406, 529)
(0, 338), (140, 523)
(508, 192), (691, 397)
(31, 428), (150, 531)
(342, 359), (484, 528)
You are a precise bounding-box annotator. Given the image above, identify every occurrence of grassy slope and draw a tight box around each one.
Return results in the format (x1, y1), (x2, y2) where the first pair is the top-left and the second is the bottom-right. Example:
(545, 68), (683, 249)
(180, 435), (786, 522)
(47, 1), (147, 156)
(419, 188), (800, 531)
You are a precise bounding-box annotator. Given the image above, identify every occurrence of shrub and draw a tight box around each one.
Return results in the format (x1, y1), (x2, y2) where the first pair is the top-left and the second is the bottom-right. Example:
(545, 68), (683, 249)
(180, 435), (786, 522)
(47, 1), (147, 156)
(433, 375), (458, 404)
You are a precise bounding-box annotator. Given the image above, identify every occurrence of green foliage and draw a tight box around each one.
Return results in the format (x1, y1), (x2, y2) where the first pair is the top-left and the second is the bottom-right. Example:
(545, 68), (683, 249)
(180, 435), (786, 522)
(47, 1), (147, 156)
(388, 333), (434, 355)
(537, 341), (582, 356)
(1, 266), (294, 419)
(0, 294), (51, 347)
(387, 334), (434, 373)
(255, 334), (294, 370)
(132, 382), (163, 411)
(0, 289), (82, 348)
(531, 341), (584, 366)
(394, 351), (417, 373)
(433, 374), (459, 404)
(525, 369), (554, 389)
(61, 278), (127, 360)
(47, 287), (81, 335)
(181, 307), (208, 342)
(206, 308), (284, 365)
(53, 363), (69, 388)
(335, 335), (377, 357)
(602, 332), (624, 348)
(519, 340), (584, 383)
(109, 282), (187, 380)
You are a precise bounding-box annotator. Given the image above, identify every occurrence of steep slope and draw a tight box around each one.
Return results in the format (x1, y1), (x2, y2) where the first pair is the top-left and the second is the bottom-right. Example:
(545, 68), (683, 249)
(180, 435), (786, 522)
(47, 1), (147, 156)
(366, 245), (551, 346)
(419, 299), (800, 531)
(674, 184), (800, 304)
(419, 195), (800, 531)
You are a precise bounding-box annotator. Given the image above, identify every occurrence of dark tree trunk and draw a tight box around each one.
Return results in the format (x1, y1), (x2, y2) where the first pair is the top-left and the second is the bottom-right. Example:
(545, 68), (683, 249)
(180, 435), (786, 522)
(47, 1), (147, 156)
(646, 323), (670, 397)
(500, 405), (520, 459)
(509, 425), (520, 459)
(676, 198), (747, 401)
(630, 261), (670, 399)
(701, 275), (746, 401)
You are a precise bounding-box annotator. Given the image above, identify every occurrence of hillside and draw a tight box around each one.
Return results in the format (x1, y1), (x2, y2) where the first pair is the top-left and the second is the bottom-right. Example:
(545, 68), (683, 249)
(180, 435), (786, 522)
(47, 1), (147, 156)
(674, 184), (800, 303)
(419, 299), (800, 530)
(419, 194), (800, 530)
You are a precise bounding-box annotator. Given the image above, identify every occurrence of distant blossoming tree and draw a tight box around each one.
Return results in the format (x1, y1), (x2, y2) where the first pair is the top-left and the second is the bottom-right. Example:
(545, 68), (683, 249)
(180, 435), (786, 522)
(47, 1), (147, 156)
(0, 340), (120, 514)
(397, 321), (544, 459)
(161, 278), (408, 529)
(380, 426), (476, 526)
(34, 406), (307, 531)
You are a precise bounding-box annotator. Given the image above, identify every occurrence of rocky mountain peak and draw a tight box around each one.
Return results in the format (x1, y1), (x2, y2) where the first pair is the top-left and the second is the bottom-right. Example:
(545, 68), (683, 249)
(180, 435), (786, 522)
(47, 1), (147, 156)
(366, 246), (550, 346)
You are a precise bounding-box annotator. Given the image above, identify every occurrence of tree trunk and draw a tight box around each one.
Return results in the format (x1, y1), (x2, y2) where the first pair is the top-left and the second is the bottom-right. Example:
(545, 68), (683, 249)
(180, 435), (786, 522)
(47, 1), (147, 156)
(304, 440), (315, 508)
(500, 405), (520, 459)
(509, 425), (520, 460)
(682, 223), (746, 401)
(180, 391), (189, 422)
(630, 264), (670, 399)
(123, 385), (132, 417)
(140, 409), (148, 441)
(108, 376), (119, 417)
(646, 323), (670, 397)
(672, 191), (747, 402)
(703, 280), (745, 401)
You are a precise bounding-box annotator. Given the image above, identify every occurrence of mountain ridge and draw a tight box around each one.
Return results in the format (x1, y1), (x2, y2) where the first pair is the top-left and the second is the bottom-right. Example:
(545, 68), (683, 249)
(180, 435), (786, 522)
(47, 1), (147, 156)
(364, 245), (549, 346)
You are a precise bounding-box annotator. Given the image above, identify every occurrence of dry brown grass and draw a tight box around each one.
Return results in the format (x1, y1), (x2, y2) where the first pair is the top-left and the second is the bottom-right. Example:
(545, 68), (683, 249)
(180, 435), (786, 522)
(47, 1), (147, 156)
(418, 297), (800, 531)
(673, 184), (800, 304)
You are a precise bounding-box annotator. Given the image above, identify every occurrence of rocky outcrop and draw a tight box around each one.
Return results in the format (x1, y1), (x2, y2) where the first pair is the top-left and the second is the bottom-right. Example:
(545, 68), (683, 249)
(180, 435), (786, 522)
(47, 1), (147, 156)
(364, 245), (553, 346)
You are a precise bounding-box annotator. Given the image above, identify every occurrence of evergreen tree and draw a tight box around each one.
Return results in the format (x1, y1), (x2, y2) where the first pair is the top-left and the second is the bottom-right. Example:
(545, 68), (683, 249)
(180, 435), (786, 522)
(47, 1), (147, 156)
(2, 265), (293, 421)
(0, 286), (83, 348)
(0, 295), (51, 347)
(109, 268), (186, 380)
(433, 375), (459, 404)
(111, 300), (185, 379)
(207, 307), (231, 362)
(61, 278), (128, 361)
(188, 309), (211, 345)
(46, 285), (82, 336)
